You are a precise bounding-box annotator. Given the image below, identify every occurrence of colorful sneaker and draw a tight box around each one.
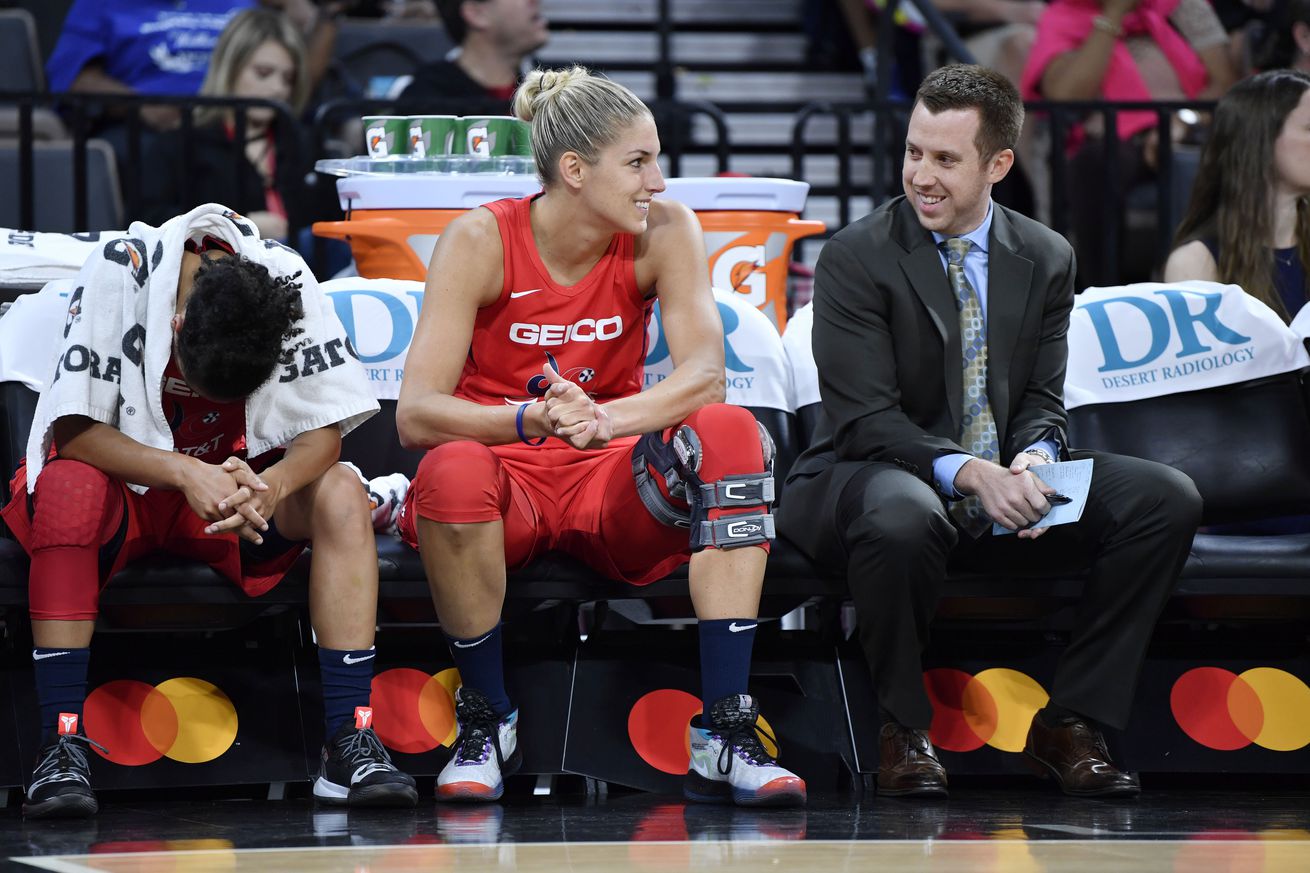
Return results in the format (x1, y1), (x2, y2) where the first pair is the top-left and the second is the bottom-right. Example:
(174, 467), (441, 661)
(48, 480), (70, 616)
(684, 694), (806, 807)
(24, 713), (101, 819)
(313, 707), (418, 807)
(436, 687), (521, 802)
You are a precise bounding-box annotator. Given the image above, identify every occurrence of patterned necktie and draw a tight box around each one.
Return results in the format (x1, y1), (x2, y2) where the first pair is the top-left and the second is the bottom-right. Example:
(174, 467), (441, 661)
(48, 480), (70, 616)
(944, 237), (999, 537)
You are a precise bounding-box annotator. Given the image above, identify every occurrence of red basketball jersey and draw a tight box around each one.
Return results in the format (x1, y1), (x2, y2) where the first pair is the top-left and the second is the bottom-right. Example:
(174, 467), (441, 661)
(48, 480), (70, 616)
(456, 195), (652, 407)
(161, 355), (247, 465)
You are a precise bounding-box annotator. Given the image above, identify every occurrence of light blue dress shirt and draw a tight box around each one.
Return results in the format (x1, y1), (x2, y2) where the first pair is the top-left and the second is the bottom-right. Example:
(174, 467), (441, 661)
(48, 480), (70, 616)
(928, 201), (1059, 497)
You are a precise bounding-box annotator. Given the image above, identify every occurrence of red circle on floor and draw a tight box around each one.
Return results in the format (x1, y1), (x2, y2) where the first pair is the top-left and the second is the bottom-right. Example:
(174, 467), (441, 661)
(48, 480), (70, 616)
(628, 689), (702, 775)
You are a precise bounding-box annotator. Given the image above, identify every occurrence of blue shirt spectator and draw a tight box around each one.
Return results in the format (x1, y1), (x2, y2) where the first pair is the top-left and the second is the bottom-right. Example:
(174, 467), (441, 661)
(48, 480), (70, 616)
(47, 0), (254, 96)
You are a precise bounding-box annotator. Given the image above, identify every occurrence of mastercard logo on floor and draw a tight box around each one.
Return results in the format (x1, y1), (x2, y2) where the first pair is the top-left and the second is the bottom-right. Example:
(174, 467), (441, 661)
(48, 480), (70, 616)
(1170, 667), (1310, 752)
(369, 667), (461, 754)
(84, 678), (238, 766)
(627, 689), (779, 775)
(924, 668), (1049, 753)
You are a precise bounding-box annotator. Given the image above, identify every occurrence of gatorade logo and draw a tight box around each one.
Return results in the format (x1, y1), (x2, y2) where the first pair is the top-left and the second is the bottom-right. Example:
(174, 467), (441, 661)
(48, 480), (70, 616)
(368, 667), (461, 754)
(468, 126), (491, 157)
(84, 678), (238, 766)
(627, 689), (777, 775)
(713, 244), (767, 304)
(924, 668), (1049, 753)
(509, 316), (624, 346)
(1171, 667), (1310, 751)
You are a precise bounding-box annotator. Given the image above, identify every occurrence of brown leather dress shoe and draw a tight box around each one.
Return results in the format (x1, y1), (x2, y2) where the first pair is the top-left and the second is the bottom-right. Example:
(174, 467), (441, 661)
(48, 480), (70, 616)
(877, 723), (948, 797)
(1024, 717), (1141, 798)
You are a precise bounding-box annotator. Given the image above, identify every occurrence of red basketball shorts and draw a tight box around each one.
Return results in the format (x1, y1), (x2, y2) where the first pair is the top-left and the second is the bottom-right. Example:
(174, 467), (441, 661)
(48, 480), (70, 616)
(3, 456), (305, 621)
(398, 403), (770, 585)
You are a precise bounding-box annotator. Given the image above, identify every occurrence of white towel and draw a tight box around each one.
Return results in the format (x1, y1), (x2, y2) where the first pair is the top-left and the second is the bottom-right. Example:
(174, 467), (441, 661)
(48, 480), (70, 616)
(0, 279), (73, 392)
(0, 228), (112, 290)
(25, 203), (379, 493)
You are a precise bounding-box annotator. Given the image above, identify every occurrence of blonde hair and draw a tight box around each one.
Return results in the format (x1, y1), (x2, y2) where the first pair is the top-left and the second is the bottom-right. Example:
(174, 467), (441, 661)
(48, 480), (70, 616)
(512, 66), (651, 186)
(195, 9), (309, 127)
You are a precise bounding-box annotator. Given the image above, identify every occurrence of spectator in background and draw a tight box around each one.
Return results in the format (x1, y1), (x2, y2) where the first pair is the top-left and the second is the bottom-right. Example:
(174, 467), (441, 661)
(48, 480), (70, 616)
(46, 0), (337, 131)
(1253, 0), (1310, 71)
(144, 9), (342, 263)
(1165, 70), (1310, 320)
(395, 0), (548, 116)
(349, 0), (439, 17)
(936, 0), (1047, 86)
(1022, 0), (1237, 288)
(936, 1), (1052, 221)
(46, 0), (255, 133)
(1209, 0), (1279, 76)
(830, 0), (924, 97)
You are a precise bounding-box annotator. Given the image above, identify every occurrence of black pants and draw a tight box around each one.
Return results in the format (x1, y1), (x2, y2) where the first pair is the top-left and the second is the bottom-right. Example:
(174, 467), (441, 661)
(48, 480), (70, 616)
(778, 451), (1201, 730)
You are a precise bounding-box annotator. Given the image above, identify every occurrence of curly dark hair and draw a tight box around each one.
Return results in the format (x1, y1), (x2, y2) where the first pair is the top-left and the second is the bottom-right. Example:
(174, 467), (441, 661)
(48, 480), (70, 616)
(176, 255), (304, 401)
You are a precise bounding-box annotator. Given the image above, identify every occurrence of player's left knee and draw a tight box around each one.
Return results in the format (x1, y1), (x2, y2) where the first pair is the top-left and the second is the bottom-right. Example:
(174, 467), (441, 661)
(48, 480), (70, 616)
(633, 404), (776, 553)
(683, 403), (770, 481)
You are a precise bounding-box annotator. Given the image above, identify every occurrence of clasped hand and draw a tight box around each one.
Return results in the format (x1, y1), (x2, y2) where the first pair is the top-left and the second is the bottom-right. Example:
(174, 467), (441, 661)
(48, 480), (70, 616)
(956, 452), (1058, 540)
(541, 362), (611, 450)
(181, 456), (281, 545)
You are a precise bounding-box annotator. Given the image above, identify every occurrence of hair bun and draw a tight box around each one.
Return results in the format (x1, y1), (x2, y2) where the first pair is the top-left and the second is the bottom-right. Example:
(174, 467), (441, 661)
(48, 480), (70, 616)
(513, 65), (590, 123)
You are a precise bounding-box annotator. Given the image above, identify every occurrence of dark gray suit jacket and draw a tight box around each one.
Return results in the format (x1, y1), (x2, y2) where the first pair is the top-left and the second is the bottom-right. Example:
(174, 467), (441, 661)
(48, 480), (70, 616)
(784, 196), (1077, 512)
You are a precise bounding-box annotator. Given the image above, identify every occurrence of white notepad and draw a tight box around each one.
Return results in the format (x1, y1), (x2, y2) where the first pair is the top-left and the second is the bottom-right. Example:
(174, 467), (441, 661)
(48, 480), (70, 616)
(992, 458), (1095, 536)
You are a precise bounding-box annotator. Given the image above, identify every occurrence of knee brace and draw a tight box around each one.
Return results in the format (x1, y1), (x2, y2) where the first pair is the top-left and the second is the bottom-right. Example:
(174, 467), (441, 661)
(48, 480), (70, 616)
(29, 460), (121, 551)
(631, 419), (776, 551)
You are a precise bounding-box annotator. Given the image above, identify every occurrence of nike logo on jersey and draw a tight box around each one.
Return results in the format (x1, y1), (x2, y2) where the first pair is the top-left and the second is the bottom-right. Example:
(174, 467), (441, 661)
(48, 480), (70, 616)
(453, 633), (493, 649)
(342, 652), (375, 665)
(33, 650), (71, 660)
(728, 622), (758, 633)
(510, 288), (544, 299)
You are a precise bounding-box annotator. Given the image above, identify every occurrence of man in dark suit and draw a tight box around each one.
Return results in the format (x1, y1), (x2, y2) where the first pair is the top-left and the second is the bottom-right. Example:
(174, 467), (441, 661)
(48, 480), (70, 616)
(777, 65), (1202, 798)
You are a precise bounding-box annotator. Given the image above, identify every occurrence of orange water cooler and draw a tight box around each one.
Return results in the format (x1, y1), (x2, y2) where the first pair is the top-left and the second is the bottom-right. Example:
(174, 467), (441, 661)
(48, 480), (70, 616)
(314, 173), (824, 329)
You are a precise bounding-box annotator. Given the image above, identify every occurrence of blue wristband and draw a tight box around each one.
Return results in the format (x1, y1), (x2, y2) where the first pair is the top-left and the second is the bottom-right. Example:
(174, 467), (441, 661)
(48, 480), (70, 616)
(516, 402), (546, 446)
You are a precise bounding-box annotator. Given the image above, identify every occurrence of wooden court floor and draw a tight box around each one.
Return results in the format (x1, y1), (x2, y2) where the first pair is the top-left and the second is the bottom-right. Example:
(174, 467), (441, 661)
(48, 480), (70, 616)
(11, 838), (1310, 873)
(2, 788), (1307, 872)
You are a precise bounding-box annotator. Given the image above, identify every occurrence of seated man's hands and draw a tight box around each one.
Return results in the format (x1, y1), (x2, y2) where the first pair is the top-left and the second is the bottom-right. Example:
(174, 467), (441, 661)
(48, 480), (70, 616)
(954, 452), (1058, 540)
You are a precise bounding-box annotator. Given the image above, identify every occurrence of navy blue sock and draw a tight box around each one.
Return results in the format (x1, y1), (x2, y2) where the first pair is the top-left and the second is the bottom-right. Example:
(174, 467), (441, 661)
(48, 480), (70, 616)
(33, 647), (90, 736)
(318, 646), (376, 736)
(444, 623), (512, 717)
(698, 618), (758, 715)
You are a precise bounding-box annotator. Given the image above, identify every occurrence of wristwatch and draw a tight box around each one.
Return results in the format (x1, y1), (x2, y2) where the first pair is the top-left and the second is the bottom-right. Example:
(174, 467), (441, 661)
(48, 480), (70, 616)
(1024, 447), (1055, 465)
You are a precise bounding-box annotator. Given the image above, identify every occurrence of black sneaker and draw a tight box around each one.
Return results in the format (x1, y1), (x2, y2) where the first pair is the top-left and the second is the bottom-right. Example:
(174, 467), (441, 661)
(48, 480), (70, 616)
(313, 706), (418, 807)
(23, 713), (101, 819)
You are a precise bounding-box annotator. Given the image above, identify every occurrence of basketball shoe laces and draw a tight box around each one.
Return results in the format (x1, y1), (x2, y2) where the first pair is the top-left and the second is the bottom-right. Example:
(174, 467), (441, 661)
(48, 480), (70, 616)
(452, 693), (503, 767)
(29, 734), (107, 792)
(336, 725), (397, 780)
(716, 719), (781, 777)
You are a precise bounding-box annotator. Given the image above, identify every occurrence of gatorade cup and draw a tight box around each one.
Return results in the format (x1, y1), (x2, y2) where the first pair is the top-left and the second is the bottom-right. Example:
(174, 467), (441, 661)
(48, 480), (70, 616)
(363, 116), (408, 158)
(408, 115), (459, 159)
